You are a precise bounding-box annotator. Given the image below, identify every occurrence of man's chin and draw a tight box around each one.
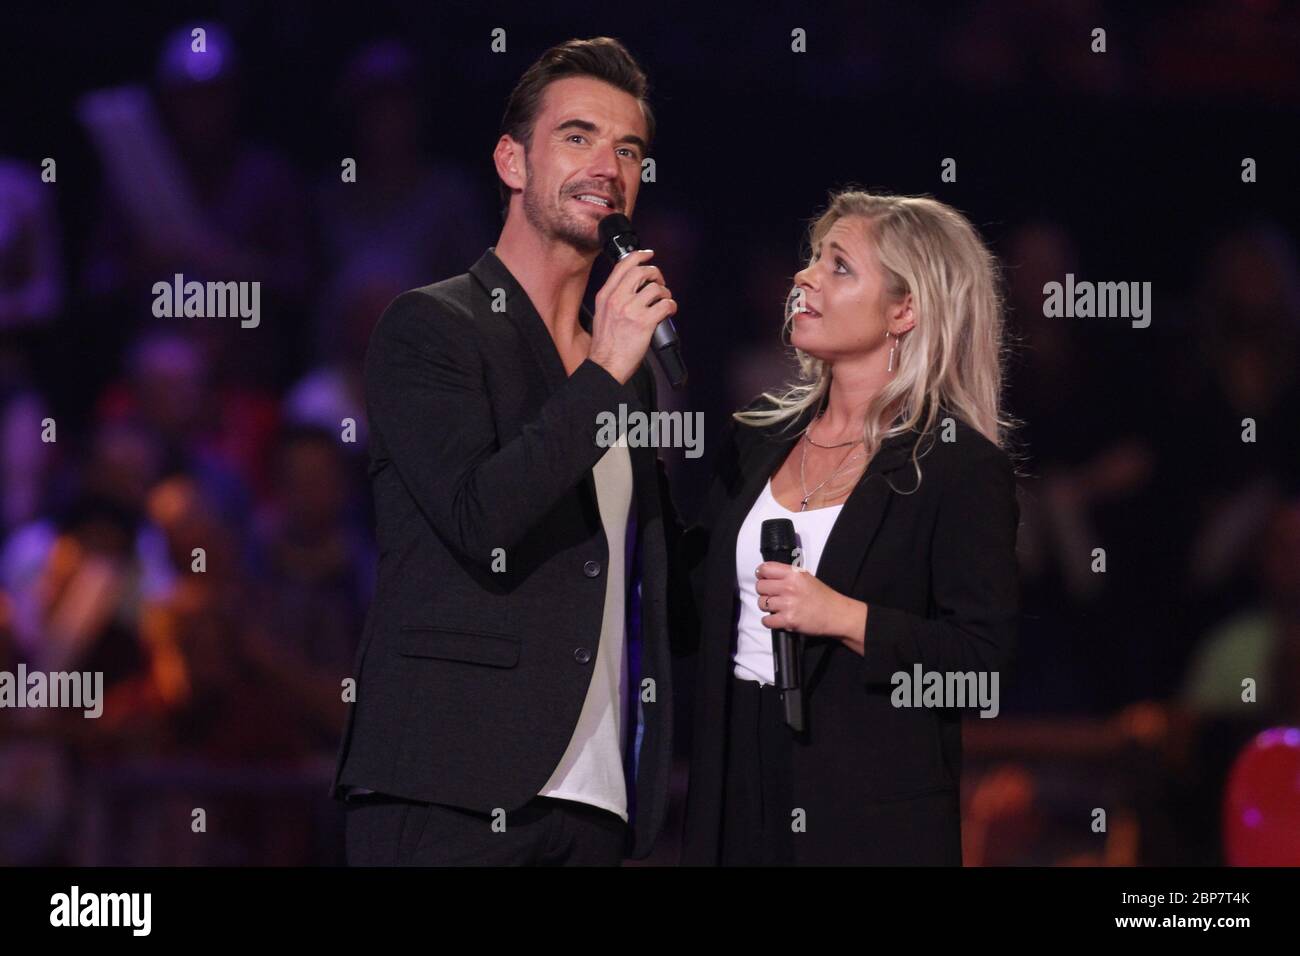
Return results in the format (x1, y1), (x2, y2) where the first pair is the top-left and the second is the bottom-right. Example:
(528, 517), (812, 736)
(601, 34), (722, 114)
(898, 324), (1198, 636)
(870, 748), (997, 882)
(554, 220), (602, 255)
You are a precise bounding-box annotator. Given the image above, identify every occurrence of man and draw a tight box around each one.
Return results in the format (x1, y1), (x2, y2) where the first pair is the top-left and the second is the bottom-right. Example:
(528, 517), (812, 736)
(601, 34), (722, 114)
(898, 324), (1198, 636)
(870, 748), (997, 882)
(331, 37), (683, 865)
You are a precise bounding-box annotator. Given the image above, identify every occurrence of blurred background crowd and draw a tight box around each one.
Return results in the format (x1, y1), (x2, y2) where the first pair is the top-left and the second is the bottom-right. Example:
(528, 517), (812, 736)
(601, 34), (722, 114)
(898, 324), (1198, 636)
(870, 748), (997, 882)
(1, 1), (1298, 865)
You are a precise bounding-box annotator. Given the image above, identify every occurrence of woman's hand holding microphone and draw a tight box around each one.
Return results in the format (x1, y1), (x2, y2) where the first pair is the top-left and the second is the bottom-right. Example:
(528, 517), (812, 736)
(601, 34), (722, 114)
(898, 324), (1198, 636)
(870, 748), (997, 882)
(755, 562), (870, 655)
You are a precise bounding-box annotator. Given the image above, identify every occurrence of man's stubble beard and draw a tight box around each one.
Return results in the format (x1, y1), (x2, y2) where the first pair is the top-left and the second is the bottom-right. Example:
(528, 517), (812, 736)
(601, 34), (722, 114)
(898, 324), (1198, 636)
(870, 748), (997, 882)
(521, 152), (602, 254)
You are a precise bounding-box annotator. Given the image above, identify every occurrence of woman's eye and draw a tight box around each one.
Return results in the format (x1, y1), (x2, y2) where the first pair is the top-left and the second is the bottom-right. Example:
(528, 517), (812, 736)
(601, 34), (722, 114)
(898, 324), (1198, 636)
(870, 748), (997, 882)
(834, 258), (849, 274)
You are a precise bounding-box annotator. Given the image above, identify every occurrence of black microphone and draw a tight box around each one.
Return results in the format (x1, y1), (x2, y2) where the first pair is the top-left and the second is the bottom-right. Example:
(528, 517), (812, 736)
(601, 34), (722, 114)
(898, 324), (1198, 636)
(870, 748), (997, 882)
(598, 213), (688, 389)
(760, 518), (804, 732)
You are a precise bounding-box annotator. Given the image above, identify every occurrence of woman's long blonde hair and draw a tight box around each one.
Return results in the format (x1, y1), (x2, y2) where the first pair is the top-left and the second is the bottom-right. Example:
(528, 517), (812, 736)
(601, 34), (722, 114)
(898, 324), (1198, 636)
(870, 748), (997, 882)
(735, 189), (1018, 491)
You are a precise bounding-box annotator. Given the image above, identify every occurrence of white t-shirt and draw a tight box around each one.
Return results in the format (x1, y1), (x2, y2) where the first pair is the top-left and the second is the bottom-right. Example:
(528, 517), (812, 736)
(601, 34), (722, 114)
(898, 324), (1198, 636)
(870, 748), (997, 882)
(733, 479), (844, 685)
(537, 443), (633, 821)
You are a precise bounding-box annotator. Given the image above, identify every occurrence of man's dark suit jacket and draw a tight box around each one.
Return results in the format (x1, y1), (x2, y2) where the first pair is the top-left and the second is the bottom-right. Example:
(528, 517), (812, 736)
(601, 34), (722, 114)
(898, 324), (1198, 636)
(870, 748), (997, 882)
(677, 399), (1021, 865)
(331, 248), (680, 860)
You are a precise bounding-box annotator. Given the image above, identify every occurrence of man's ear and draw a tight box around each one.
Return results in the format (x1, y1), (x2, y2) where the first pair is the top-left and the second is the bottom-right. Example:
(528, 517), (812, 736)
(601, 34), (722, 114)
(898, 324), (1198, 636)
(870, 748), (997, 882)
(493, 135), (525, 194)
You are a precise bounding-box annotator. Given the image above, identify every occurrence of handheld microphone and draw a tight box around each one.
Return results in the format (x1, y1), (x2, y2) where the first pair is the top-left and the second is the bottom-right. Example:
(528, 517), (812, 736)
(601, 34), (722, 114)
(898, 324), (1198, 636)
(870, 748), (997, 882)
(598, 213), (688, 389)
(760, 518), (804, 732)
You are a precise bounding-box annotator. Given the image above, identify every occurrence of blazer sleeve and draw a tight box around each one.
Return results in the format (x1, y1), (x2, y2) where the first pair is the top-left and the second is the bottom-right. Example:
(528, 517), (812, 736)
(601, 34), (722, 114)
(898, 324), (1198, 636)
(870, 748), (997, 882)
(860, 441), (1020, 689)
(364, 289), (630, 570)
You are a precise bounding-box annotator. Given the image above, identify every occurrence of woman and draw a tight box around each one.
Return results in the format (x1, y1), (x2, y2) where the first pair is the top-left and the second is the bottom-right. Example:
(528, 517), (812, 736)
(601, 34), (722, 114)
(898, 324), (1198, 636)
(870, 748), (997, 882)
(679, 190), (1021, 865)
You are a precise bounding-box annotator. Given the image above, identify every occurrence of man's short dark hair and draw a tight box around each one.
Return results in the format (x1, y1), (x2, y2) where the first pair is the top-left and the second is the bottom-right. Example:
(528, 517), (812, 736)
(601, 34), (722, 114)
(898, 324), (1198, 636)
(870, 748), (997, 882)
(497, 37), (654, 216)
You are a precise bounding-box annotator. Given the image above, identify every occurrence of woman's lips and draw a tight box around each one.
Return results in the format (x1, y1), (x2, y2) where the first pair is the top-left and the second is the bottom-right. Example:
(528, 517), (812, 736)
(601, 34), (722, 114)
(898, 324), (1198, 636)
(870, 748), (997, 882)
(791, 289), (820, 318)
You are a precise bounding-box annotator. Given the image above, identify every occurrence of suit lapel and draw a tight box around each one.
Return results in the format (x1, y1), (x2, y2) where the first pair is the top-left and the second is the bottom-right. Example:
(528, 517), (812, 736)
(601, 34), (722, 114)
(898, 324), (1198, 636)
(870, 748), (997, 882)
(469, 250), (568, 396)
(733, 431), (802, 537)
(576, 304), (662, 533)
(468, 249), (603, 512)
(623, 366), (658, 526)
(802, 425), (928, 684)
(702, 416), (807, 630)
(717, 413), (806, 572)
(721, 407), (924, 591)
(814, 429), (922, 591)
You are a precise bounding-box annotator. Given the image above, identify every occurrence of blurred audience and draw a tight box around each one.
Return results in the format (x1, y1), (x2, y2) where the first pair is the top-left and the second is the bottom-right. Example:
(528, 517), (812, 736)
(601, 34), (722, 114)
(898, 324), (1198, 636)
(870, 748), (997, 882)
(81, 23), (314, 389)
(316, 39), (492, 307)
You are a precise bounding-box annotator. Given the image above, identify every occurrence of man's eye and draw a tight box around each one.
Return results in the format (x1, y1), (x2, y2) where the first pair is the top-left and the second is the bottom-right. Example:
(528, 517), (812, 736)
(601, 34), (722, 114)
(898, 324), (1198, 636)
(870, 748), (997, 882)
(568, 134), (587, 144)
(617, 148), (637, 159)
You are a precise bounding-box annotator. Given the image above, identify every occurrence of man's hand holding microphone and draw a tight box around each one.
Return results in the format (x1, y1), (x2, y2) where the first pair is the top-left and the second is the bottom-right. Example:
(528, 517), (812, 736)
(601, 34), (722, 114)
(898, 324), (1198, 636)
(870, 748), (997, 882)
(589, 213), (688, 387)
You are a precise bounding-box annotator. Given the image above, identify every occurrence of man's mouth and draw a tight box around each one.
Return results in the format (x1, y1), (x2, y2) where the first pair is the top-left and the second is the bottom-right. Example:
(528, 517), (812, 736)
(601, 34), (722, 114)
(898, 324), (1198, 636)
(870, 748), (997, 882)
(572, 193), (616, 210)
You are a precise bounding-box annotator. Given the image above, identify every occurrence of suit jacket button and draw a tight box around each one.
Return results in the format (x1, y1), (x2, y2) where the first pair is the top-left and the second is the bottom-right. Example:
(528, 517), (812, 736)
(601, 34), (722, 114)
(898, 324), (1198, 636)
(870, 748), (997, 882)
(583, 560), (601, 578)
(574, 647), (592, 664)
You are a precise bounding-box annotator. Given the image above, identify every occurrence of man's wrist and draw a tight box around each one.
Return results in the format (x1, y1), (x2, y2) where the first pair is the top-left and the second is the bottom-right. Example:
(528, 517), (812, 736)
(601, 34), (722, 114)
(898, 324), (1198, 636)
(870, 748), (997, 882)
(585, 353), (629, 385)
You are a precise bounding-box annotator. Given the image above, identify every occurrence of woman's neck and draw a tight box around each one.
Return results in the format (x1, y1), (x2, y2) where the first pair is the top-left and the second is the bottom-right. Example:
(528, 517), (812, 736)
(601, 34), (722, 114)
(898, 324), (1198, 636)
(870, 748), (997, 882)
(818, 364), (882, 438)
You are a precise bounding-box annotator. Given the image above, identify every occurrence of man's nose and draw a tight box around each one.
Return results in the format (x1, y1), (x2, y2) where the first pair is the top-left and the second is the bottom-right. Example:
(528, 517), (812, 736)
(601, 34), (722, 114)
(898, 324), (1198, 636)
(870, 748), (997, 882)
(588, 142), (621, 180)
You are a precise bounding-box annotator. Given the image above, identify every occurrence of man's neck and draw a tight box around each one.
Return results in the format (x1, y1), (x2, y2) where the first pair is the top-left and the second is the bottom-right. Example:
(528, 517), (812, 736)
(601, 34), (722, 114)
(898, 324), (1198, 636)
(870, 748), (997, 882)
(494, 214), (596, 346)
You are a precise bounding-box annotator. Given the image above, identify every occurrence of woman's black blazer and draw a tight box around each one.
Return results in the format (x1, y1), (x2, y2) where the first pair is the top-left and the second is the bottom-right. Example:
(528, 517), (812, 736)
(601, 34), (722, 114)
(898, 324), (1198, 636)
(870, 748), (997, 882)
(677, 400), (1020, 865)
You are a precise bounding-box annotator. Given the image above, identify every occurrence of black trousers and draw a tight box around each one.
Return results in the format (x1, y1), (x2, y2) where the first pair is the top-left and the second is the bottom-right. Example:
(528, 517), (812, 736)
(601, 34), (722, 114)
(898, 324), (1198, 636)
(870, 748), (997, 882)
(720, 675), (796, 866)
(345, 793), (626, 866)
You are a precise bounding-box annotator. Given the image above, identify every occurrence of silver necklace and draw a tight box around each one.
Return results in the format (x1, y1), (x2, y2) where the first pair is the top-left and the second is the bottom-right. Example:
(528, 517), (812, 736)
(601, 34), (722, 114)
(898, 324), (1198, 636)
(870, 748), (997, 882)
(799, 434), (865, 511)
(804, 414), (864, 449)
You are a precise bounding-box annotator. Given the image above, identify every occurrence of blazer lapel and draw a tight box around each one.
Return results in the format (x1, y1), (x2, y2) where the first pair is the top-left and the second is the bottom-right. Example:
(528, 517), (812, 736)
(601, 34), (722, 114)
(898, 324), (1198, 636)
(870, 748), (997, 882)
(468, 249), (568, 396)
(700, 415), (808, 652)
(698, 404), (933, 698)
(576, 302), (665, 535)
(468, 249), (609, 516)
(723, 425), (804, 560)
(725, 407), (922, 596)
(622, 365), (658, 527)
(802, 426), (929, 685)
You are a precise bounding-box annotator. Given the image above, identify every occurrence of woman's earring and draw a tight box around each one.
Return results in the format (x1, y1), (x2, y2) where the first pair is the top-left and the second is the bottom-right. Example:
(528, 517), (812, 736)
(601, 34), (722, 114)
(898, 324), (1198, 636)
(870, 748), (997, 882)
(886, 331), (897, 372)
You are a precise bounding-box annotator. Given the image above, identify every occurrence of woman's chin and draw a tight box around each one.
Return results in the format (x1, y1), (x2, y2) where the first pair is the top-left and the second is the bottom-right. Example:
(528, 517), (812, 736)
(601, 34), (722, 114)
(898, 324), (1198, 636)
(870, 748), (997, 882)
(790, 331), (826, 360)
